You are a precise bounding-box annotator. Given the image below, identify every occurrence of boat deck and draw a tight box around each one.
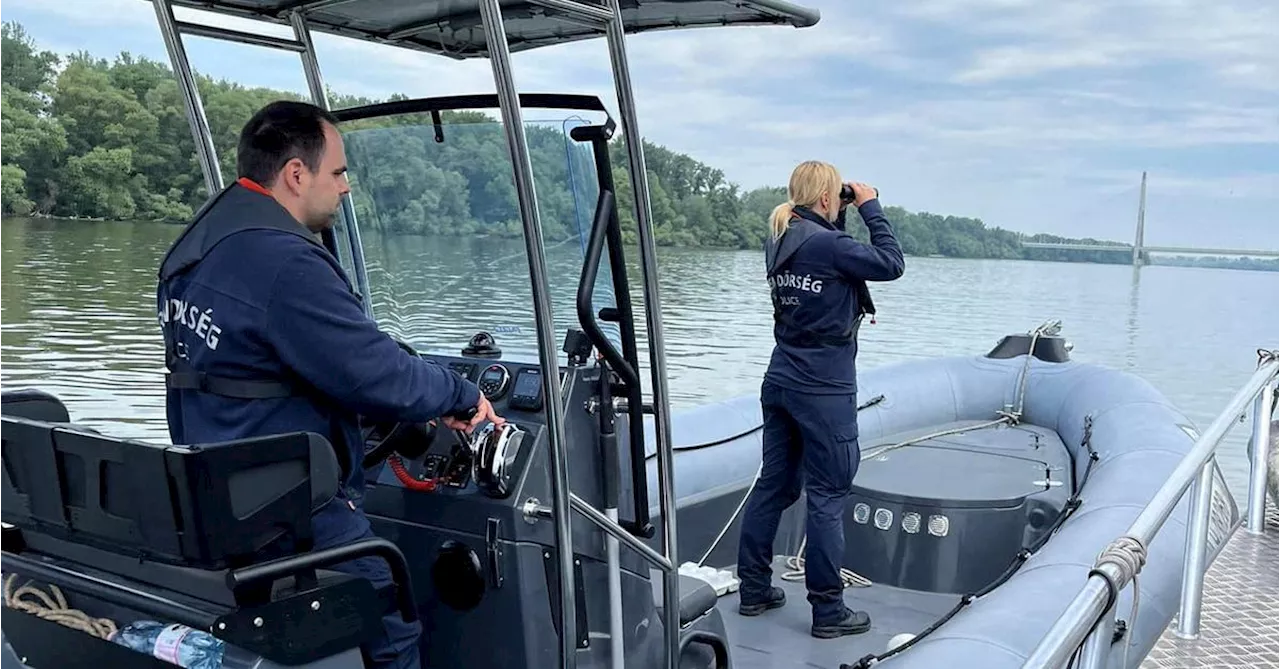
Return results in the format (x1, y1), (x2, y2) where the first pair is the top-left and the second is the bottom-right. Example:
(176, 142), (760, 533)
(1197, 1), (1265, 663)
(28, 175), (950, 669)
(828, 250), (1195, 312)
(713, 557), (960, 669)
(709, 502), (1278, 669)
(1141, 504), (1279, 669)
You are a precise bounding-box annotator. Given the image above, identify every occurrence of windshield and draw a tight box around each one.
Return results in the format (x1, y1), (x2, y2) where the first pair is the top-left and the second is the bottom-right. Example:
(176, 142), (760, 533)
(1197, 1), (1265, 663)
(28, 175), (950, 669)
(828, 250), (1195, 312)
(331, 109), (622, 364)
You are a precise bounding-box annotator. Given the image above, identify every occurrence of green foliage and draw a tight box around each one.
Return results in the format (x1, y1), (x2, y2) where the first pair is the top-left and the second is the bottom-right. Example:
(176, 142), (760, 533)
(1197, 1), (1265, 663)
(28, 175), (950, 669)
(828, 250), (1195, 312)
(2, 165), (35, 215)
(1, 21), (1273, 271)
(1, 23), (58, 94)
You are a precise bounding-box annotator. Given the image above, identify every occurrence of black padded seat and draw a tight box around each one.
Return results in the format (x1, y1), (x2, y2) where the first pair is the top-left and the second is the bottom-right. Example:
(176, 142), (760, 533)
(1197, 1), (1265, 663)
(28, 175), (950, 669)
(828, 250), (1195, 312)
(1, 390), (348, 609)
(18, 532), (353, 609)
(1, 389), (71, 423)
(656, 575), (720, 627)
(2, 407), (342, 570)
(0, 391), (405, 669)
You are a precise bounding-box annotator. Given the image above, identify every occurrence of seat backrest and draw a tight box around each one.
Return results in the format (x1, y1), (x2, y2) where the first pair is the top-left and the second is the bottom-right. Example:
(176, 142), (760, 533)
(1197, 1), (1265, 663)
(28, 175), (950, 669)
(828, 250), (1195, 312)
(1, 389), (70, 423)
(1, 414), (340, 570)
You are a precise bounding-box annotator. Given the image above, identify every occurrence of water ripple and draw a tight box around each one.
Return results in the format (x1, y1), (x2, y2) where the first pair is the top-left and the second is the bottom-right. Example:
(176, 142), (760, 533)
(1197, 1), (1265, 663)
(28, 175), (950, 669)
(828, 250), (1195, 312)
(3, 218), (1276, 497)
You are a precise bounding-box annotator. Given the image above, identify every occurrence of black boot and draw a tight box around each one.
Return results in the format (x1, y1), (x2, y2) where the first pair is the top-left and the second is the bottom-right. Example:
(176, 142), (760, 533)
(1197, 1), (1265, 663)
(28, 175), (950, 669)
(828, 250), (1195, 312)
(811, 607), (871, 638)
(738, 586), (786, 616)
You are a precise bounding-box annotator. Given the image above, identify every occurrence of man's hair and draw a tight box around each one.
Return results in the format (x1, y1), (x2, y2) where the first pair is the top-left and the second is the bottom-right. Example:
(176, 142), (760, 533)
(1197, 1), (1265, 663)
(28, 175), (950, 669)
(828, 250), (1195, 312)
(236, 100), (340, 187)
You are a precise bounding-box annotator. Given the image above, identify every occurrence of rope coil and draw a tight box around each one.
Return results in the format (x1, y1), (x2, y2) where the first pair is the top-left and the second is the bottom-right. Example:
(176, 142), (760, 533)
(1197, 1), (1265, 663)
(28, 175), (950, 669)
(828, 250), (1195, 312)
(3, 574), (118, 640)
(781, 537), (871, 588)
(1087, 535), (1147, 668)
(1094, 535), (1146, 591)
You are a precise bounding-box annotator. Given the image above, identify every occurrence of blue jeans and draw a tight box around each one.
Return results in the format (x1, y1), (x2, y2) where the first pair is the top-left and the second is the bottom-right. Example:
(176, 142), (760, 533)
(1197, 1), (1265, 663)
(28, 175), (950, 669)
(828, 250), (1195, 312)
(313, 498), (423, 669)
(736, 380), (860, 625)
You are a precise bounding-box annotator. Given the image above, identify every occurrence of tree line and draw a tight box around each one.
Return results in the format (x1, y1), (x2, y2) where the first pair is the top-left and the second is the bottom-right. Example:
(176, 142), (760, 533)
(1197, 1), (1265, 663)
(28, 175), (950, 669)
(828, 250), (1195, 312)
(2, 22), (1273, 271)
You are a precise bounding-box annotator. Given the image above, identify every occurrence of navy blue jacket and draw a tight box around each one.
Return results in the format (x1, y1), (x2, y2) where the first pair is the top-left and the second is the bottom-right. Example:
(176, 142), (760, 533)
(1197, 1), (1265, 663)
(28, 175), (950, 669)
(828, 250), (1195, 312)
(157, 181), (480, 508)
(764, 199), (904, 394)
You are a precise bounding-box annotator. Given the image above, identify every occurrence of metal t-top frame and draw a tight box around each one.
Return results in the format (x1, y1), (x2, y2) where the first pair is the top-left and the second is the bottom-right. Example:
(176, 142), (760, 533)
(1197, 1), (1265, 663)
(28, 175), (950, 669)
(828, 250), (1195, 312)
(146, 1), (682, 668)
(151, 0), (374, 315)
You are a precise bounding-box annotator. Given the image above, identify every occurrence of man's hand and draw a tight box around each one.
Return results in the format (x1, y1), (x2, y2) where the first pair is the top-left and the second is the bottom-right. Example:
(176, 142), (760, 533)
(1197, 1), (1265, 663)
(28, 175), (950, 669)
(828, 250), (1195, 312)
(848, 182), (878, 207)
(443, 395), (506, 433)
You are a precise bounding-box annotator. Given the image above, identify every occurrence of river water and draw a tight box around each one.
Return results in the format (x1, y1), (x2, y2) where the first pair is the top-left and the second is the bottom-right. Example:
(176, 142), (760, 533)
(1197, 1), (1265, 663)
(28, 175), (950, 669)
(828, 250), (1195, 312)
(2, 216), (1276, 500)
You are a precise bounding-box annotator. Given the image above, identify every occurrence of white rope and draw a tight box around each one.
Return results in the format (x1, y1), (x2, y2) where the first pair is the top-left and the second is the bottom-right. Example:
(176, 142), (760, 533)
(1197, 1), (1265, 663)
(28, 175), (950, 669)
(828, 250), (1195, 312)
(695, 461), (872, 589)
(781, 536), (871, 588)
(696, 463), (761, 568)
(3, 574), (118, 640)
(861, 417), (1012, 462)
(1092, 535), (1147, 669)
(1009, 319), (1061, 422)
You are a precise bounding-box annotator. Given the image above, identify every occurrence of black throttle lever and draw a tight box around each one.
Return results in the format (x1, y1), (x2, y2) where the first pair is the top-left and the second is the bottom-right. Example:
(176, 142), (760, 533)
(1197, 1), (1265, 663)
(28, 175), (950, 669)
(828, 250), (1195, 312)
(446, 405), (484, 450)
(449, 406), (479, 422)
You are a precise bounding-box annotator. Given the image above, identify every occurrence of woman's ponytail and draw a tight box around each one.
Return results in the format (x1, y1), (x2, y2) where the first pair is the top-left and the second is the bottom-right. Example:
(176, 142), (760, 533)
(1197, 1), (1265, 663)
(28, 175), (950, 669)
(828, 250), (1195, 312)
(769, 200), (794, 240)
(767, 160), (842, 241)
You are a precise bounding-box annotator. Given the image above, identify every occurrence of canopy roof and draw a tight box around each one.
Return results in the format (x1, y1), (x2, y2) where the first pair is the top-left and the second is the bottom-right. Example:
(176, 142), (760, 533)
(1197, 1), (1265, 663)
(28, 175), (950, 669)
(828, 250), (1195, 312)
(162, 0), (821, 59)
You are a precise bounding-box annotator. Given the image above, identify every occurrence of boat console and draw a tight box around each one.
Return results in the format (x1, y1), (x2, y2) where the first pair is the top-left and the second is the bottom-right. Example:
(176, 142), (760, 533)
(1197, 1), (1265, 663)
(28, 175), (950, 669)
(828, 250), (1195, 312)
(362, 350), (563, 499)
(340, 332), (706, 667)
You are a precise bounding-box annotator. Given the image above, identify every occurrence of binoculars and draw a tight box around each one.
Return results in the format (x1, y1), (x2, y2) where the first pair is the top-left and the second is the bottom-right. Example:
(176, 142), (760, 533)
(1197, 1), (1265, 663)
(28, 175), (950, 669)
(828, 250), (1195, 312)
(840, 184), (879, 204)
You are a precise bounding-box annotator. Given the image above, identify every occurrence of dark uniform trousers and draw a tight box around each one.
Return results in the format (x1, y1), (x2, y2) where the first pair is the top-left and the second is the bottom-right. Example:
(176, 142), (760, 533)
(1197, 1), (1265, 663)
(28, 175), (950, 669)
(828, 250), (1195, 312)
(736, 379), (860, 625)
(312, 495), (423, 669)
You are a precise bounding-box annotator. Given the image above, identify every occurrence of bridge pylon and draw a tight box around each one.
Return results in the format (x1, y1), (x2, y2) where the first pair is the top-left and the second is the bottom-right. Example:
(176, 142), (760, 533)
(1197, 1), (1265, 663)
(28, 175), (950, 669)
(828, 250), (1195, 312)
(1132, 171), (1148, 267)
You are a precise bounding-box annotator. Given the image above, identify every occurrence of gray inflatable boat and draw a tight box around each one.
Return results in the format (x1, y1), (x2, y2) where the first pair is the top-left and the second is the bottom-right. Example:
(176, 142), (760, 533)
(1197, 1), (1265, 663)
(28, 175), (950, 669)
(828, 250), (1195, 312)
(0, 323), (1235, 669)
(639, 324), (1237, 669)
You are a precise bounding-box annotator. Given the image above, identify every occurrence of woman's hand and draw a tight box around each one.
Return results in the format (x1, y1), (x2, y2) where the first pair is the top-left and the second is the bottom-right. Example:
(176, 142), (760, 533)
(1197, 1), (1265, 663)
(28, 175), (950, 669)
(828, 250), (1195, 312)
(847, 182), (879, 207)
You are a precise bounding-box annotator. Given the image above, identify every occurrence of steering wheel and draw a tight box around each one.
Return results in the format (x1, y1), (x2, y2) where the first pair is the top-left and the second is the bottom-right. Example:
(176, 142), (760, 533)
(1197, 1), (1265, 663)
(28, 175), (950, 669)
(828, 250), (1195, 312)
(361, 414), (438, 469)
(359, 338), (482, 492)
(359, 338), (440, 470)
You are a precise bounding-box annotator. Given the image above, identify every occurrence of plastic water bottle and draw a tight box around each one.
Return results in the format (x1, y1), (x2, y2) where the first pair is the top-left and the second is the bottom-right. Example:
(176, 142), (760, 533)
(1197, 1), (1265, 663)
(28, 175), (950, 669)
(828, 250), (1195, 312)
(111, 621), (225, 668)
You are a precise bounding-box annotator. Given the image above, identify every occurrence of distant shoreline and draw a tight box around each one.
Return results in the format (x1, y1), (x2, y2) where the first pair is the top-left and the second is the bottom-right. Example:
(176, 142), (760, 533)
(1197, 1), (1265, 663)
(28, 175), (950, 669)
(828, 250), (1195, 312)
(5, 215), (1274, 273)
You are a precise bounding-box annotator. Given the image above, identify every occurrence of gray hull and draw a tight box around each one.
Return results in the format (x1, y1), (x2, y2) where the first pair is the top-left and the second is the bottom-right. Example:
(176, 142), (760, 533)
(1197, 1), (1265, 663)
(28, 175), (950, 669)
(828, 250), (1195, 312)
(0, 346), (1236, 669)
(642, 353), (1235, 668)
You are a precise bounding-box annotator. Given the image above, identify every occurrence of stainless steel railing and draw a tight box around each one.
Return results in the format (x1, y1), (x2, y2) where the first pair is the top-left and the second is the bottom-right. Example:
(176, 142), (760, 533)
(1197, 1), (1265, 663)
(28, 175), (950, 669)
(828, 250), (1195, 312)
(1020, 349), (1278, 669)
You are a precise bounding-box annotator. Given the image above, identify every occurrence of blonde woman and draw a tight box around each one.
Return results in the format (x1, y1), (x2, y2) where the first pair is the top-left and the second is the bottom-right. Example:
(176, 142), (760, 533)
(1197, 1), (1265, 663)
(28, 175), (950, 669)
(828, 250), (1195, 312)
(737, 160), (904, 639)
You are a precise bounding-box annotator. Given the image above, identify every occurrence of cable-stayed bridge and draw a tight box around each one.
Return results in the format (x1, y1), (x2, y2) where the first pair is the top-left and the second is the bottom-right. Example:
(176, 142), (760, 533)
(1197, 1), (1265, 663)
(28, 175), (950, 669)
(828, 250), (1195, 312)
(1019, 172), (1278, 266)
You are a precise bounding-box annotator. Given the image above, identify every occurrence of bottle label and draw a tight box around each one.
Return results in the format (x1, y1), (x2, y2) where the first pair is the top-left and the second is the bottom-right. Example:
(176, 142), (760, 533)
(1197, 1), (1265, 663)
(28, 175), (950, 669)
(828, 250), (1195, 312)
(154, 624), (192, 666)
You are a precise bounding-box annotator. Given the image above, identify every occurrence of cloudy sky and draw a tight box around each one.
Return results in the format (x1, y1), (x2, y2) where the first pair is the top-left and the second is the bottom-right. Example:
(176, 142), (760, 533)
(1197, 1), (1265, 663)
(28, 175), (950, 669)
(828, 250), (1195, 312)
(4, 0), (1277, 250)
